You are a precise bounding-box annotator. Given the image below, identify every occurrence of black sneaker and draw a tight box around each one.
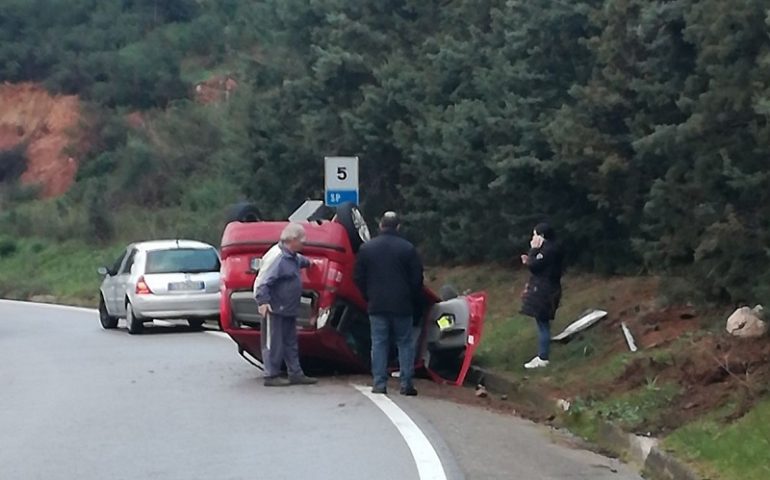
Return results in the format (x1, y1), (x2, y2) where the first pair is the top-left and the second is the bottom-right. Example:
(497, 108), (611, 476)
(371, 386), (387, 394)
(264, 377), (290, 387)
(289, 375), (318, 385)
(400, 386), (418, 397)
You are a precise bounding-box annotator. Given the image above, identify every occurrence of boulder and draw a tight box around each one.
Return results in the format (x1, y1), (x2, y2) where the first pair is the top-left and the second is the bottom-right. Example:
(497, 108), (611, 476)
(726, 306), (768, 338)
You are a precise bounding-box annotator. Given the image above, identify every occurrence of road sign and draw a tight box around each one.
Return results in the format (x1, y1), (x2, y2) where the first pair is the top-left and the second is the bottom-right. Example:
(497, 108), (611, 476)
(325, 190), (358, 205)
(325, 156), (359, 206)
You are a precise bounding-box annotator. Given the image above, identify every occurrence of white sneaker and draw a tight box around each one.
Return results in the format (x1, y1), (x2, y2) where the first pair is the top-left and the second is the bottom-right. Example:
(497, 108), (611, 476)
(524, 356), (550, 369)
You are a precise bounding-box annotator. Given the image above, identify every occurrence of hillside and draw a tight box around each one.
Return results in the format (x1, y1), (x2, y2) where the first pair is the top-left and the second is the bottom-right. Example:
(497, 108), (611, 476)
(2, 0), (770, 306)
(1, 3), (770, 476)
(0, 83), (81, 197)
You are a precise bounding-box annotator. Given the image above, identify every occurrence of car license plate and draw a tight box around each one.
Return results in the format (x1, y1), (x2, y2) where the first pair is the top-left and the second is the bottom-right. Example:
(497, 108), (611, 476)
(168, 281), (205, 291)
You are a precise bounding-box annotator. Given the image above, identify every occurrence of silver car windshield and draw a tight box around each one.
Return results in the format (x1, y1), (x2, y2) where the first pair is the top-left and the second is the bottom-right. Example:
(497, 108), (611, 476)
(145, 248), (220, 274)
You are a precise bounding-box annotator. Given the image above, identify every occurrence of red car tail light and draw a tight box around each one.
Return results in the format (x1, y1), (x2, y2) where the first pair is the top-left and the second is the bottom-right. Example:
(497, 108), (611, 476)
(136, 276), (153, 295)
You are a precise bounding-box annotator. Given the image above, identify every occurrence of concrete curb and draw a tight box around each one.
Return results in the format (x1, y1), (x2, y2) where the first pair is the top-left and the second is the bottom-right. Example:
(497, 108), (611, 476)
(644, 448), (702, 480)
(466, 366), (702, 480)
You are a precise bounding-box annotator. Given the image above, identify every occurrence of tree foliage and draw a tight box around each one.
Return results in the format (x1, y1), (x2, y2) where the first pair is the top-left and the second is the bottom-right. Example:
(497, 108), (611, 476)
(3, 0), (770, 303)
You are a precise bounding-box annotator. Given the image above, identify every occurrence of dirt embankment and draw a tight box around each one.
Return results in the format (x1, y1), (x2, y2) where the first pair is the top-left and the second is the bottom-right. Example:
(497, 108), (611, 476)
(584, 306), (770, 434)
(193, 75), (238, 104)
(0, 83), (82, 197)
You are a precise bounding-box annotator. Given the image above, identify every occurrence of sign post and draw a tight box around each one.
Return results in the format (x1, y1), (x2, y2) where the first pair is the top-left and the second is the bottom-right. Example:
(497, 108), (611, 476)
(324, 156), (359, 206)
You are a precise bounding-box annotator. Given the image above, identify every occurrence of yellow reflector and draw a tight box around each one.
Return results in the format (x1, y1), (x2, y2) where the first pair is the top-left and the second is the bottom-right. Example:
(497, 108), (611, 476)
(436, 314), (454, 331)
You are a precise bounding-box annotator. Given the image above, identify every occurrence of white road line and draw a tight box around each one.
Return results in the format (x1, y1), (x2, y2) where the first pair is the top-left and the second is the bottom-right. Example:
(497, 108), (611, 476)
(1, 299), (262, 375)
(0, 299), (97, 314)
(0, 301), (226, 339)
(152, 319), (176, 327)
(142, 320), (228, 339)
(0, 301), (230, 338)
(200, 327), (264, 368)
(204, 330), (230, 339)
(5, 298), (444, 478)
(353, 385), (448, 480)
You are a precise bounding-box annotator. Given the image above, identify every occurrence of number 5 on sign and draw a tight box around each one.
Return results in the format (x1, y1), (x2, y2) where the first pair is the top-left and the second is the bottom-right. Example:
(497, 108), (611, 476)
(325, 156), (359, 206)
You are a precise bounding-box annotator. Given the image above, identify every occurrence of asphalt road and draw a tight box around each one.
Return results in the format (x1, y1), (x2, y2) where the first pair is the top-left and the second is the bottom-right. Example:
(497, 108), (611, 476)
(0, 300), (643, 480)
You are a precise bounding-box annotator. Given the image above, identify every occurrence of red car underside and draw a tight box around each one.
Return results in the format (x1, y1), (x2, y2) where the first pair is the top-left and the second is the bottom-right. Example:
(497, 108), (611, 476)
(219, 219), (487, 385)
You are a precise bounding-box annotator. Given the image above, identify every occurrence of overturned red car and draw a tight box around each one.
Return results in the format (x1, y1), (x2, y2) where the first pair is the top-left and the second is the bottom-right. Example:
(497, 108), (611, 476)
(218, 201), (487, 385)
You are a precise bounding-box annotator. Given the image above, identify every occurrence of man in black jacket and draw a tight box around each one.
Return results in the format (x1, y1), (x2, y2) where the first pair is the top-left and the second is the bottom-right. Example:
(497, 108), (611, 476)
(354, 212), (423, 396)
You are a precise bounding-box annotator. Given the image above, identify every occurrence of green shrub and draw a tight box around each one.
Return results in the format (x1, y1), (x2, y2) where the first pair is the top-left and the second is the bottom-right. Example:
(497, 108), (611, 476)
(0, 237), (17, 257)
(0, 146), (27, 184)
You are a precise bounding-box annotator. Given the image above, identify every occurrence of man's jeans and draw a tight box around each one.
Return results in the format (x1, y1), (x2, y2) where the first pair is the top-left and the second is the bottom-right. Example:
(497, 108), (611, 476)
(370, 314), (415, 390)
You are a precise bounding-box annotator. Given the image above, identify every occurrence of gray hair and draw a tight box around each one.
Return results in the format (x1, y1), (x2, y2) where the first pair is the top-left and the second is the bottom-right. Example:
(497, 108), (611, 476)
(280, 223), (306, 243)
(379, 211), (400, 230)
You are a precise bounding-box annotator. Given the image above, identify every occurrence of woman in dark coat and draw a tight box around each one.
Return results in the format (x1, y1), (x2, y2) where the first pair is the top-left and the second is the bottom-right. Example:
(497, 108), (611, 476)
(520, 223), (563, 369)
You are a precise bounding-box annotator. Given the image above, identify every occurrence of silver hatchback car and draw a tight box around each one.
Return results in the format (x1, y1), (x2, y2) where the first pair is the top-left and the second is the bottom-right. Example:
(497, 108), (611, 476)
(98, 240), (221, 334)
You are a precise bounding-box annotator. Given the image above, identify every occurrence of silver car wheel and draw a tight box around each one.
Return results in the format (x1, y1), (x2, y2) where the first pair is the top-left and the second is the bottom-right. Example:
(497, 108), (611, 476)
(126, 302), (143, 335)
(99, 295), (118, 329)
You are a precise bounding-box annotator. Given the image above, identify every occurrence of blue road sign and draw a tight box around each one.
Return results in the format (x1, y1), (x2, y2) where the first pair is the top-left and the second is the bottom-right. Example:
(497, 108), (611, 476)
(326, 190), (359, 206)
(325, 156), (359, 206)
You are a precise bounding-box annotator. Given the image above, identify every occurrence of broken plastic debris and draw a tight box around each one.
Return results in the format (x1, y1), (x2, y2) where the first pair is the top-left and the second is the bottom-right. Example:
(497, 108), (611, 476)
(475, 384), (488, 398)
(621, 322), (638, 352)
(556, 399), (571, 412)
(552, 309), (608, 342)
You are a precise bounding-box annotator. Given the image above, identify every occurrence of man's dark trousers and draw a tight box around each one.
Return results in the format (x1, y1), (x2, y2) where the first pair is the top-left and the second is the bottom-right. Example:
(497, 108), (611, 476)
(261, 313), (302, 378)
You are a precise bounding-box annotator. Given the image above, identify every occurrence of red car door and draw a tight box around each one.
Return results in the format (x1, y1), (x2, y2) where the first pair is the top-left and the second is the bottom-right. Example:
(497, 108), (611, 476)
(422, 292), (488, 386)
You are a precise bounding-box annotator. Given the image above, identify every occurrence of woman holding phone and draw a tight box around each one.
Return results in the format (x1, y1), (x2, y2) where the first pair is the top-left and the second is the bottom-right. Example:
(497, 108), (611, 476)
(520, 223), (563, 369)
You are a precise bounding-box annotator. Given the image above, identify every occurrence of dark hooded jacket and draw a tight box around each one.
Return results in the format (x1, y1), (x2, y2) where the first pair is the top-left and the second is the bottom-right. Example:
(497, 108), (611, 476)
(520, 238), (563, 320)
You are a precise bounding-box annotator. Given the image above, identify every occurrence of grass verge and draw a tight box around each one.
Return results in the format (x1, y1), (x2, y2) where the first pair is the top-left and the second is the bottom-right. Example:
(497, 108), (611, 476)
(665, 399), (770, 480)
(0, 237), (122, 306)
(428, 264), (770, 480)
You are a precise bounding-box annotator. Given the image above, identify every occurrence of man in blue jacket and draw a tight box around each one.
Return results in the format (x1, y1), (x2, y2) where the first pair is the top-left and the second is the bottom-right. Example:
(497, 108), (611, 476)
(255, 223), (318, 387)
(354, 212), (423, 396)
